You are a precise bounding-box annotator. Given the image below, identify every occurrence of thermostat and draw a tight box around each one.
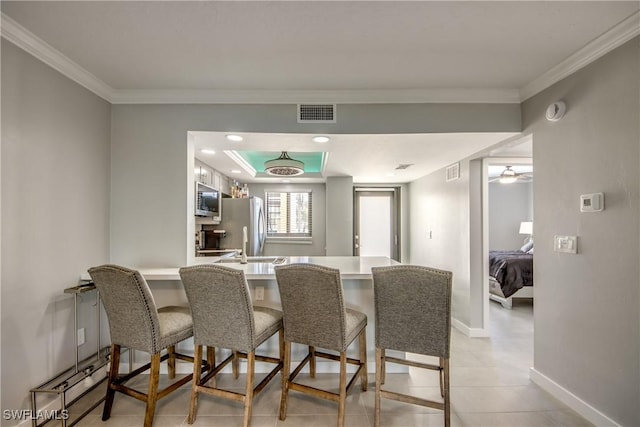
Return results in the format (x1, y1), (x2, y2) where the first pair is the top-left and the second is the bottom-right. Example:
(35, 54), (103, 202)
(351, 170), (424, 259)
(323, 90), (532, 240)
(580, 193), (604, 212)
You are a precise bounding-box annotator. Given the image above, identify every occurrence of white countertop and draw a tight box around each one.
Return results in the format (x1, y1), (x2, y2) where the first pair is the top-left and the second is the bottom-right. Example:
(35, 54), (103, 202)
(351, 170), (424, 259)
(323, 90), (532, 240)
(82, 256), (399, 281)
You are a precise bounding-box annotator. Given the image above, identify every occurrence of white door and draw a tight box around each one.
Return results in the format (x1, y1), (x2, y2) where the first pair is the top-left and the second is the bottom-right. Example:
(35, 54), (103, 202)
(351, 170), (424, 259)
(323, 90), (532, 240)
(354, 189), (399, 260)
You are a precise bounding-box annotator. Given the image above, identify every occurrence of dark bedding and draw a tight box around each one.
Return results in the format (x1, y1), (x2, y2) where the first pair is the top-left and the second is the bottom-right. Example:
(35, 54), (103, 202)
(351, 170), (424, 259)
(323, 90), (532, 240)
(489, 250), (533, 298)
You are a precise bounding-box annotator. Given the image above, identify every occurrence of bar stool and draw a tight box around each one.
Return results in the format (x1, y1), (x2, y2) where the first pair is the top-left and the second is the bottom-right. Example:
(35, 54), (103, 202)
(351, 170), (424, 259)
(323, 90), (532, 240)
(88, 264), (197, 427)
(274, 263), (367, 427)
(371, 265), (453, 427)
(179, 264), (284, 427)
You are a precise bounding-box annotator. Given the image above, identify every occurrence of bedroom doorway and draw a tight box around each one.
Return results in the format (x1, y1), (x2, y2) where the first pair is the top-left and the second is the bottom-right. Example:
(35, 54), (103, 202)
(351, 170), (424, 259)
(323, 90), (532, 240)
(483, 152), (534, 333)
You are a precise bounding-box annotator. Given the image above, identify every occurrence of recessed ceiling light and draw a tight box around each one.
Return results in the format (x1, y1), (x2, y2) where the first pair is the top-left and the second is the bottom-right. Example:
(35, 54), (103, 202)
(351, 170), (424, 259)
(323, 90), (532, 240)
(226, 134), (243, 142)
(200, 149), (216, 155)
(231, 169), (242, 174)
(312, 136), (330, 143)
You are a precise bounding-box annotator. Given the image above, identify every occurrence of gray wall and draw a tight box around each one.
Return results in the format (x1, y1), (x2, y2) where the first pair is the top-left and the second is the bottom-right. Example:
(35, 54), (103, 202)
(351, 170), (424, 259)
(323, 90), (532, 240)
(489, 182), (533, 250)
(247, 182), (326, 256)
(326, 177), (354, 255)
(408, 161), (472, 326)
(523, 37), (639, 426)
(110, 103), (520, 268)
(1, 40), (111, 418)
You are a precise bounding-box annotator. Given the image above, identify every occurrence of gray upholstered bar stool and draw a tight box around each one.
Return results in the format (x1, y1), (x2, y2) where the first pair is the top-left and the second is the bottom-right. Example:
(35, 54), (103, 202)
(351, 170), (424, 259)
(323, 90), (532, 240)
(371, 265), (453, 427)
(88, 264), (197, 427)
(274, 263), (368, 427)
(179, 264), (284, 427)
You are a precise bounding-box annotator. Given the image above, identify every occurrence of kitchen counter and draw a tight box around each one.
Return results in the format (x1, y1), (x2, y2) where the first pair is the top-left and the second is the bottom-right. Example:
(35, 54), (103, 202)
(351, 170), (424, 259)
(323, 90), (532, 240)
(81, 256), (404, 373)
(84, 256), (399, 281)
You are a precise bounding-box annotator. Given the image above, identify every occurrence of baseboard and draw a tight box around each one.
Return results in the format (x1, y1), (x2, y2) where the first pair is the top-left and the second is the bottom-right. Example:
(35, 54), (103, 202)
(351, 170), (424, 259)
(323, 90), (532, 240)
(529, 368), (620, 427)
(451, 318), (490, 337)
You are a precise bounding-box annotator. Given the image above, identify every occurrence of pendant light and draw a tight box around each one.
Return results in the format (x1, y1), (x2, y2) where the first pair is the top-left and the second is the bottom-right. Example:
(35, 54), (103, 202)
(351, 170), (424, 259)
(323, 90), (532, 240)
(264, 152), (304, 176)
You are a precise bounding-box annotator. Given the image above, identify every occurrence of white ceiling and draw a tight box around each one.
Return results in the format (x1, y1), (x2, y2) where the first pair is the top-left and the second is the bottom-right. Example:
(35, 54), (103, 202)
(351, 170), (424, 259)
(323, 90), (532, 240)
(191, 131), (520, 183)
(2, 1), (638, 183)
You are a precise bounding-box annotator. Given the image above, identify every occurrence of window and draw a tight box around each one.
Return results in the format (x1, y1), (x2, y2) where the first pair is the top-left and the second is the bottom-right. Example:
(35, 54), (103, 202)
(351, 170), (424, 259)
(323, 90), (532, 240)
(265, 191), (312, 238)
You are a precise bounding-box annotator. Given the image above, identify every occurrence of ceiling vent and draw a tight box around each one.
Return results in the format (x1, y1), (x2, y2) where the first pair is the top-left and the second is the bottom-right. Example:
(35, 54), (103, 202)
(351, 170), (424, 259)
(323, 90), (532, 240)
(395, 163), (414, 170)
(297, 104), (336, 123)
(446, 163), (460, 182)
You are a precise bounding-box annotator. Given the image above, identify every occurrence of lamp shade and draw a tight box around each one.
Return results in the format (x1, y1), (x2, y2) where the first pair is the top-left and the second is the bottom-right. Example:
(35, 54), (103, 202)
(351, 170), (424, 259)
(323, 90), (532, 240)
(519, 221), (533, 235)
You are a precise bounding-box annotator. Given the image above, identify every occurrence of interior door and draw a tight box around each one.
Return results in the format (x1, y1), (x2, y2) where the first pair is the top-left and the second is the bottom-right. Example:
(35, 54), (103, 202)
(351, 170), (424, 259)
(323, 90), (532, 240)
(354, 189), (400, 261)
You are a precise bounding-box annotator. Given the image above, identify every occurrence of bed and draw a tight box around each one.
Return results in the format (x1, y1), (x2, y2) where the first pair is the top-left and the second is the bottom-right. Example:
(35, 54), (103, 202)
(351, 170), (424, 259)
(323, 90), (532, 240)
(489, 243), (534, 309)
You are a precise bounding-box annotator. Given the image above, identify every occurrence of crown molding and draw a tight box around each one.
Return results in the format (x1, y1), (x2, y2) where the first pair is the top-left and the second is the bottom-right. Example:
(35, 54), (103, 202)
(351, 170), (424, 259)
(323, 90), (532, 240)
(109, 88), (520, 104)
(1, 13), (114, 102)
(3, 10), (638, 106)
(520, 10), (640, 101)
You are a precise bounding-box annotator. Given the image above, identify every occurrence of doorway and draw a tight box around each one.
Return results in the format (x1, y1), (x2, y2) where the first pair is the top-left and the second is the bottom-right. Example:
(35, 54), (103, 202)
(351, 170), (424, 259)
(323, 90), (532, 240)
(353, 188), (400, 261)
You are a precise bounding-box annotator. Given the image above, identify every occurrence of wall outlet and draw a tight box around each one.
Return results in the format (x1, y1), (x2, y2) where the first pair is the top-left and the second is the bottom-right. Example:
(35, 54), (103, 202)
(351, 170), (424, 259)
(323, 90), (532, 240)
(77, 328), (85, 346)
(255, 286), (264, 301)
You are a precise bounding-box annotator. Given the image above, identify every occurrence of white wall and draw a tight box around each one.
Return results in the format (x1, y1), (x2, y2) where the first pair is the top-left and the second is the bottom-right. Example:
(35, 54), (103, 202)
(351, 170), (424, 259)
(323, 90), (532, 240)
(489, 181), (533, 250)
(523, 37), (639, 426)
(1, 40), (111, 419)
(248, 182), (326, 256)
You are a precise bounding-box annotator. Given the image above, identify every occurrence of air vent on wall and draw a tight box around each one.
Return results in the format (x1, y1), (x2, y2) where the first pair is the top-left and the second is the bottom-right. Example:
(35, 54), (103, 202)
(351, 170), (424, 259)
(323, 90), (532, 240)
(297, 104), (336, 123)
(446, 163), (460, 182)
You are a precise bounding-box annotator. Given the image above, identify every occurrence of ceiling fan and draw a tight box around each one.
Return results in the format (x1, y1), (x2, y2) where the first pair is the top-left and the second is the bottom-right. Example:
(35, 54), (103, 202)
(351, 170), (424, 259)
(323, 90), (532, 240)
(489, 165), (533, 184)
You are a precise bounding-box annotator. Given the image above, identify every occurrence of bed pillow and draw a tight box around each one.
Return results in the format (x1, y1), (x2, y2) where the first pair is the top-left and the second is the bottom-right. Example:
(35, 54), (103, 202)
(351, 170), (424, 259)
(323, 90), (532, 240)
(520, 241), (534, 253)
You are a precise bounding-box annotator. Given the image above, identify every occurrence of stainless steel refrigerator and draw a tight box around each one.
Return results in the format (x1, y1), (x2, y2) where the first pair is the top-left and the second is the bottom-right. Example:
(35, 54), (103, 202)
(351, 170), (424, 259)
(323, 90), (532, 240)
(215, 197), (266, 256)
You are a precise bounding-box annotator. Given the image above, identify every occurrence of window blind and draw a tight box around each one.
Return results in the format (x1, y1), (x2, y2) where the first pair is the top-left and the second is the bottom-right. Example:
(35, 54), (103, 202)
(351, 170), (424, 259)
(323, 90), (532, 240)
(265, 191), (312, 238)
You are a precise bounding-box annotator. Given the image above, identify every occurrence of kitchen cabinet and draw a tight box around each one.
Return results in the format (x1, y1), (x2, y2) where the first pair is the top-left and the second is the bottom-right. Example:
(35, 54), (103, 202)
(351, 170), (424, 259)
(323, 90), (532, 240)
(213, 171), (222, 191)
(195, 164), (214, 186)
(220, 175), (231, 196)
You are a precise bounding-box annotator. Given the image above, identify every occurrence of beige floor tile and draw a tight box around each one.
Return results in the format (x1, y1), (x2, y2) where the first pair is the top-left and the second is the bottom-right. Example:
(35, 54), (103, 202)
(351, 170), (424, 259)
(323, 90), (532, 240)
(451, 385), (564, 413)
(189, 415), (278, 427)
(456, 411), (557, 427)
(276, 414), (371, 427)
(72, 302), (596, 427)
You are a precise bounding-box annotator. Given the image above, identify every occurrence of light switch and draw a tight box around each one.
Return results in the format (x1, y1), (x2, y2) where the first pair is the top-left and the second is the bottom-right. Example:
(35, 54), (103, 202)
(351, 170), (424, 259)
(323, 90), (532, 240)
(554, 235), (578, 254)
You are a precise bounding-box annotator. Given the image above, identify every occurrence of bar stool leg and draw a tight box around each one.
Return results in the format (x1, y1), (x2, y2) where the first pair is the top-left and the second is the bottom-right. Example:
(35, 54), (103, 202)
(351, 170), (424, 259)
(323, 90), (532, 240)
(103, 344), (121, 421)
(279, 341), (291, 421)
(374, 347), (382, 427)
(380, 348), (386, 384)
(206, 346), (216, 387)
(188, 345), (203, 424)
(338, 352), (347, 427)
(309, 346), (316, 378)
(167, 345), (176, 379)
(359, 328), (368, 391)
(232, 350), (240, 379)
(243, 352), (255, 427)
(444, 358), (451, 427)
(143, 353), (161, 427)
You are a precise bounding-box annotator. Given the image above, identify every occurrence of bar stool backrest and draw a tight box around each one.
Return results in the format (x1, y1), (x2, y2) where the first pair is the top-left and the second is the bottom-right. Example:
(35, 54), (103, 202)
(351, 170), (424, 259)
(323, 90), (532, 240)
(88, 264), (161, 354)
(372, 265), (452, 358)
(275, 263), (348, 352)
(179, 265), (256, 352)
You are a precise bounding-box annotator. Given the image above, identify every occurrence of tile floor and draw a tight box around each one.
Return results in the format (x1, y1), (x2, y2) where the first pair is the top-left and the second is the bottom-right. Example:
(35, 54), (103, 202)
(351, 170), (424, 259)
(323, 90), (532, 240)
(71, 300), (593, 426)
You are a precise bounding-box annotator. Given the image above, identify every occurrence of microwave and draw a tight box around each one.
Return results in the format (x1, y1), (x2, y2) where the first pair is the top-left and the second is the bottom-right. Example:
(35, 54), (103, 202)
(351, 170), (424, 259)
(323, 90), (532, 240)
(195, 182), (221, 220)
